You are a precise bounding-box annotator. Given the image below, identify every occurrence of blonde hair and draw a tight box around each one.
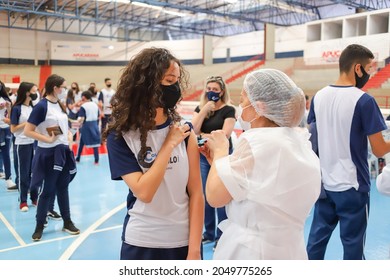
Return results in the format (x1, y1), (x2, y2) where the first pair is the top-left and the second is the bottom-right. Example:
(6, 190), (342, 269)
(199, 76), (231, 118)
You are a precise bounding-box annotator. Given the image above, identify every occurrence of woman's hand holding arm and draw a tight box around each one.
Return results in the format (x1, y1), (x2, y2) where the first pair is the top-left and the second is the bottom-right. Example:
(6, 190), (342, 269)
(191, 101), (215, 134)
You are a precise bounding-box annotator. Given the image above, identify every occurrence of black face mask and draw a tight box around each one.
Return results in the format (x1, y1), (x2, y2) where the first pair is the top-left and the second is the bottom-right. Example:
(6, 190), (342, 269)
(106, 84), (112, 88)
(355, 64), (370, 89)
(161, 82), (181, 109)
(29, 93), (38, 101)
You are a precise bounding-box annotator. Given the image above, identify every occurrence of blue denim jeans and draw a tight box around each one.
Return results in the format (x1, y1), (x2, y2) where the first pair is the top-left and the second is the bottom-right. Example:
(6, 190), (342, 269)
(200, 153), (228, 241)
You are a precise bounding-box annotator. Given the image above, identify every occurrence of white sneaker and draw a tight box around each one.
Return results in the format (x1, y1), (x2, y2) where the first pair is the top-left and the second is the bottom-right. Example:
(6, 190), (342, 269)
(20, 203), (28, 212)
(6, 179), (17, 191)
(0, 172), (5, 179)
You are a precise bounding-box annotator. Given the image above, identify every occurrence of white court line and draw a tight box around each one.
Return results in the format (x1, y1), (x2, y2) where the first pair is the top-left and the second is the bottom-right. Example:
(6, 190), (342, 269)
(92, 224), (122, 233)
(0, 234), (76, 253)
(0, 212), (26, 246)
(0, 225), (122, 254)
(60, 202), (126, 260)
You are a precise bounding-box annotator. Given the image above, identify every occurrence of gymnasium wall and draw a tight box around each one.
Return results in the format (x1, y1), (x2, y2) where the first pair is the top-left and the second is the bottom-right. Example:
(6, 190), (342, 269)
(1, 8), (390, 101)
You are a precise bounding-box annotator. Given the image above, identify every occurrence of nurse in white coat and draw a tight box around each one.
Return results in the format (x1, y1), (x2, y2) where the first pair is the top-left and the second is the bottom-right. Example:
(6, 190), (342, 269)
(202, 69), (321, 260)
(376, 164), (390, 196)
(376, 124), (390, 196)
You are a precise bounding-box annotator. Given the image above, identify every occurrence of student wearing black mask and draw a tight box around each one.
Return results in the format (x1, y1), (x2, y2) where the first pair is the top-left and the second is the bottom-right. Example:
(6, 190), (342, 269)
(10, 82), (38, 211)
(307, 44), (390, 260)
(104, 47), (204, 260)
(191, 76), (236, 250)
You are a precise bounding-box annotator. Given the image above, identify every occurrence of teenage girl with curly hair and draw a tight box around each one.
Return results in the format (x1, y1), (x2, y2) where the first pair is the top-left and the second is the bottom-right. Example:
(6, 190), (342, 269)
(105, 47), (204, 260)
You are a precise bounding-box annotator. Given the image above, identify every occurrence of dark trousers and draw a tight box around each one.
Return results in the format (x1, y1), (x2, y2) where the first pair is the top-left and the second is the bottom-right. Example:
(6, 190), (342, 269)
(76, 137), (99, 163)
(12, 136), (18, 185)
(16, 144), (37, 203)
(0, 127), (12, 180)
(36, 168), (71, 225)
(306, 188), (369, 260)
(101, 114), (111, 135)
(120, 242), (193, 260)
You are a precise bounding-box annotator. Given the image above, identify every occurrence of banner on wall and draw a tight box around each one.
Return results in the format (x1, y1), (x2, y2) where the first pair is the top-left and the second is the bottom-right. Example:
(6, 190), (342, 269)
(50, 41), (139, 61)
(50, 40), (203, 63)
(320, 49), (342, 63)
(304, 34), (389, 66)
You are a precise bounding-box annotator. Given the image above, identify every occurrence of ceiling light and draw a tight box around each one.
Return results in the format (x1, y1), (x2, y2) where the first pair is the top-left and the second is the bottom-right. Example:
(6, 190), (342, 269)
(97, 0), (186, 17)
(258, 0), (317, 17)
(97, 0), (130, 4)
(131, 1), (162, 11)
(163, 10), (187, 17)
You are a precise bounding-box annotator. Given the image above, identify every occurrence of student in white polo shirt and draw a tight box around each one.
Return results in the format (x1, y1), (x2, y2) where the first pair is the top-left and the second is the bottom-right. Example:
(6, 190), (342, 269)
(75, 90), (101, 164)
(10, 82), (39, 211)
(98, 77), (115, 134)
(306, 44), (390, 260)
(24, 74), (79, 241)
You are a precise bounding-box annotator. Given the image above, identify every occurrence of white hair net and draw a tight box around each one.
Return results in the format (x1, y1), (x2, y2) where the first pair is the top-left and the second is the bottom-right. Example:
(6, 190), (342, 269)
(243, 69), (305, 127)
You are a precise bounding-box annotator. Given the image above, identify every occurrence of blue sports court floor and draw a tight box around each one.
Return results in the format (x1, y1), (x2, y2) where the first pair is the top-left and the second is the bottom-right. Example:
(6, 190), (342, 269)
(1, 152), (390, 260)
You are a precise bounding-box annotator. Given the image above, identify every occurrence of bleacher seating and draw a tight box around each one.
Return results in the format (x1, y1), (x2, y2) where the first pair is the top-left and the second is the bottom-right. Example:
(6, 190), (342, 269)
(184, 57), (390, 106)
(1, 56), (389, 107)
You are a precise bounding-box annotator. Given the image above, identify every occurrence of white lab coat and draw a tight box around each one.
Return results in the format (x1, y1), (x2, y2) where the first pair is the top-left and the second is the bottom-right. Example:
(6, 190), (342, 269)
(213, 127), (321, 260)
(376, 165), (390, 196)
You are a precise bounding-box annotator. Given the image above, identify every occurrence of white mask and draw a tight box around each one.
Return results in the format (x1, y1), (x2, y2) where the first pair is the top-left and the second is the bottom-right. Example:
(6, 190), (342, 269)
(55, 87), (66, 100)
(237, 104), (256, 131)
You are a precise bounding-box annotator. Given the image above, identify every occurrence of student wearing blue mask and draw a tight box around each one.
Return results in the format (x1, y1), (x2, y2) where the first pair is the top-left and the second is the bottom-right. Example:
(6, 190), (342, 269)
(105, 48), (204, 260)
(191, 76), (236, 249)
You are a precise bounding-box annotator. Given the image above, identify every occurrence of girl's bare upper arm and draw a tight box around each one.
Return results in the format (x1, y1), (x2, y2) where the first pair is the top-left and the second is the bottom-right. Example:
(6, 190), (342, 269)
(121, 171), (143, 194)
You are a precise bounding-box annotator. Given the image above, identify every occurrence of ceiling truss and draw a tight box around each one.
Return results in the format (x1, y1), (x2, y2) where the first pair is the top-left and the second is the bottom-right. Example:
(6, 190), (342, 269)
(0, 0), (389, 41)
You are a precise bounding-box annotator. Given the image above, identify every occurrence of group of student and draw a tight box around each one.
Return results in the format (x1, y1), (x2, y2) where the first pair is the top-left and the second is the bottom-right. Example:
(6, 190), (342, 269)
(105, 44), (390, 260)
(0, 74), (116, 241)
(0, 77), (79, 240)
(3, 42), (389, 259)
(64, 78), (115, 164)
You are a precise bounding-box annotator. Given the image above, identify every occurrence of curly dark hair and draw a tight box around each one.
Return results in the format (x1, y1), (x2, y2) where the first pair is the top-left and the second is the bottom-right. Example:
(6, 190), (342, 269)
(104, 47), (189, 158)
